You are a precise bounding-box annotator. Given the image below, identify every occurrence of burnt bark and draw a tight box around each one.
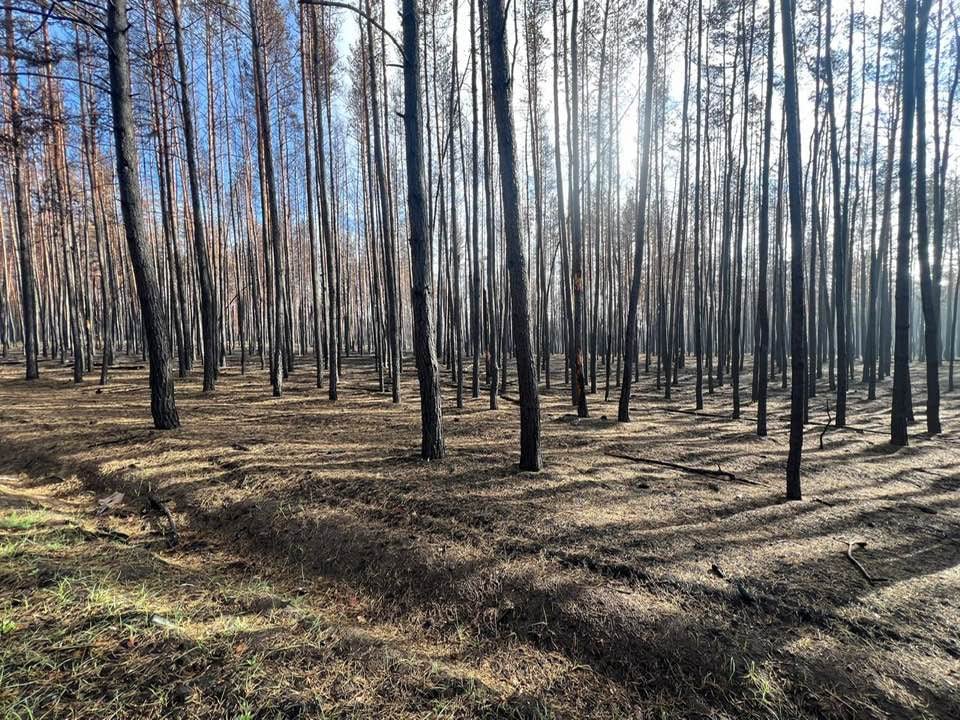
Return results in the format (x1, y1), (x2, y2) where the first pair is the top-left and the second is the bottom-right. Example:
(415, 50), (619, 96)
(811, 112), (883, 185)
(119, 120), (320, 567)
(107, 0), (180, 428)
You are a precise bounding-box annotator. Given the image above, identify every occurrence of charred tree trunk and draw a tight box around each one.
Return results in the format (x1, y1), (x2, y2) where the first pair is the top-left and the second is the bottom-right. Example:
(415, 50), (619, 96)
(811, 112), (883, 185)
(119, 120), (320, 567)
(401, 0), (445, 459)
(249, 0), (285, 397)
(781, 0), (807, 499)
(914, 0), (941, 434)
(5, 7), (39, 380)
(892, 0), (919, 446)
(486, 0), (542, 470)
(172, 0), (218, 392)
(569, 0), (589, 417)
(107, 0), (180, 428)
(618, 0), (655, 423)
(365, 0), (400, 404)
(757, 0), (774, 436)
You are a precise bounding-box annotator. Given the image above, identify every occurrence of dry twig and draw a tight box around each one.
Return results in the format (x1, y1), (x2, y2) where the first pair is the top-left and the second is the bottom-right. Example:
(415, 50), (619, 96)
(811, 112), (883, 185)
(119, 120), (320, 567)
(846, 540), (888, 583)
(819, 403), (832, 449)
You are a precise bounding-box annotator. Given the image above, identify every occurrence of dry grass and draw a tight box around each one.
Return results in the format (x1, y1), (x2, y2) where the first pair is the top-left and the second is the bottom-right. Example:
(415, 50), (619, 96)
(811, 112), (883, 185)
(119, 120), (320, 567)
(0, 477), (588, 719)
(1, 354), (959, 719)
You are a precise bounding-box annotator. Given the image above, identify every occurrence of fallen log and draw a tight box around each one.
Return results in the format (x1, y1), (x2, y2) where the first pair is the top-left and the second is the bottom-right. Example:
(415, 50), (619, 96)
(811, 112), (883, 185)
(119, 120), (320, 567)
(605, 451), (762, 486)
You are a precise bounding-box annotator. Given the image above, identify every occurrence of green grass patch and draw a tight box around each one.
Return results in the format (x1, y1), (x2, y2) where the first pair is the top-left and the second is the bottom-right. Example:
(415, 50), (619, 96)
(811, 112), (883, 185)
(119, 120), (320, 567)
(0, 510), (51, 531)
(0, 616), (15, 635)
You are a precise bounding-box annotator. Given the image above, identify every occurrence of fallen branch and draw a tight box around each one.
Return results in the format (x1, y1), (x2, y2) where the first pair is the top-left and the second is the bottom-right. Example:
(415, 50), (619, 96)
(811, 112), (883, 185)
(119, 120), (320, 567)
(146, 494), (179, 548)
(606, 451), (762, 486)
(819, 402), (833, 449)
(846, 540), (888, 583)
(655, 406), (757, 422)
(912, 467), (949, 479)
(89, 433), (151, 449)
(78, 527), (130, 544)
(835, 424), (868, 435)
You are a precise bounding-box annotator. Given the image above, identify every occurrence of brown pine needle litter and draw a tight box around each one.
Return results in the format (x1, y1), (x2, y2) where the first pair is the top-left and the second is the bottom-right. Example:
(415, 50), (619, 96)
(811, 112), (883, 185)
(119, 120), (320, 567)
(2, 358), (959, 719)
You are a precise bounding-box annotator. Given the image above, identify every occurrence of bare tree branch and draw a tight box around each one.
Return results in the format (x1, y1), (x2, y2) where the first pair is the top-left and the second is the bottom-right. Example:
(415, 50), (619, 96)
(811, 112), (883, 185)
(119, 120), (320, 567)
(297, 0), (402, 56)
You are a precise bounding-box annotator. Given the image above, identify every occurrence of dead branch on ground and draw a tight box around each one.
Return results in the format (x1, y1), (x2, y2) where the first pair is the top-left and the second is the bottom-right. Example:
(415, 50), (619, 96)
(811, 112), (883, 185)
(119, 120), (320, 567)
(605, 451), (762, 486)
(146, 494), (179, 548)
(820, 402), (833, 449)
(846, 540), (888, 583)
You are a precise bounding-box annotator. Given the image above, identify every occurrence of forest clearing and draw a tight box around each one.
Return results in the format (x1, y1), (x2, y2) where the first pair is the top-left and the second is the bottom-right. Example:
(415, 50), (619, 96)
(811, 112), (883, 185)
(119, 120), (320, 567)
(1, 358), (958, 718)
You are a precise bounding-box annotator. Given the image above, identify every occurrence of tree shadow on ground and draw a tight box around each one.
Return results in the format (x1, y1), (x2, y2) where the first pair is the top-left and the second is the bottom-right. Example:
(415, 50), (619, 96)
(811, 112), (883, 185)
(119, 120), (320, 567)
(1, 356), (958, 718)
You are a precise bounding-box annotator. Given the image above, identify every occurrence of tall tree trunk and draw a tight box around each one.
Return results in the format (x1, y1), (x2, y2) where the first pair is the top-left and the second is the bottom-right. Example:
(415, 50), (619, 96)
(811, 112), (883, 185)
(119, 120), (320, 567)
(106, 0), (180, 428)
(757, 0), (775, 436)
(865, 0), (886, 401)
(731, 0), (755, 419)
(363, 0), (400, 403)
(618, 0), (655, 423)
(693, 0), (704, 410)
(310, 8), (339, 400)
(892, 0), (919, 446)
(781, 0), (807, 499)
(172, 0), (218, 392)
(4, 7), (39, 380)
(449, 0), (463, 409)
(249, 0), (285, 397)
(551, 0), (574, 407)
(914, 0), (941, 434)
(401, 0), (444, 459)
(569, 0), (589, 417)
(824, 0), (848, 426)
(486, 0), (542, 470)
(300, 6), (323, 389)
(470, 0), (481, 399)
(481, 1), (499, 409)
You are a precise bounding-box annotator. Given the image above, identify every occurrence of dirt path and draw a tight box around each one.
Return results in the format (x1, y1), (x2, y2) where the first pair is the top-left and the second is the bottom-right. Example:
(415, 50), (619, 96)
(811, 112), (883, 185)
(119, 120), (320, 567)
(2, 356), (959, 718)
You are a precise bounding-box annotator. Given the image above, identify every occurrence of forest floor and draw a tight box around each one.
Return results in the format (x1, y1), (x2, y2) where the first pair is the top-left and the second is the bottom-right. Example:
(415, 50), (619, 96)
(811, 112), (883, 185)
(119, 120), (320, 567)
(0, 355), (958, 719)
